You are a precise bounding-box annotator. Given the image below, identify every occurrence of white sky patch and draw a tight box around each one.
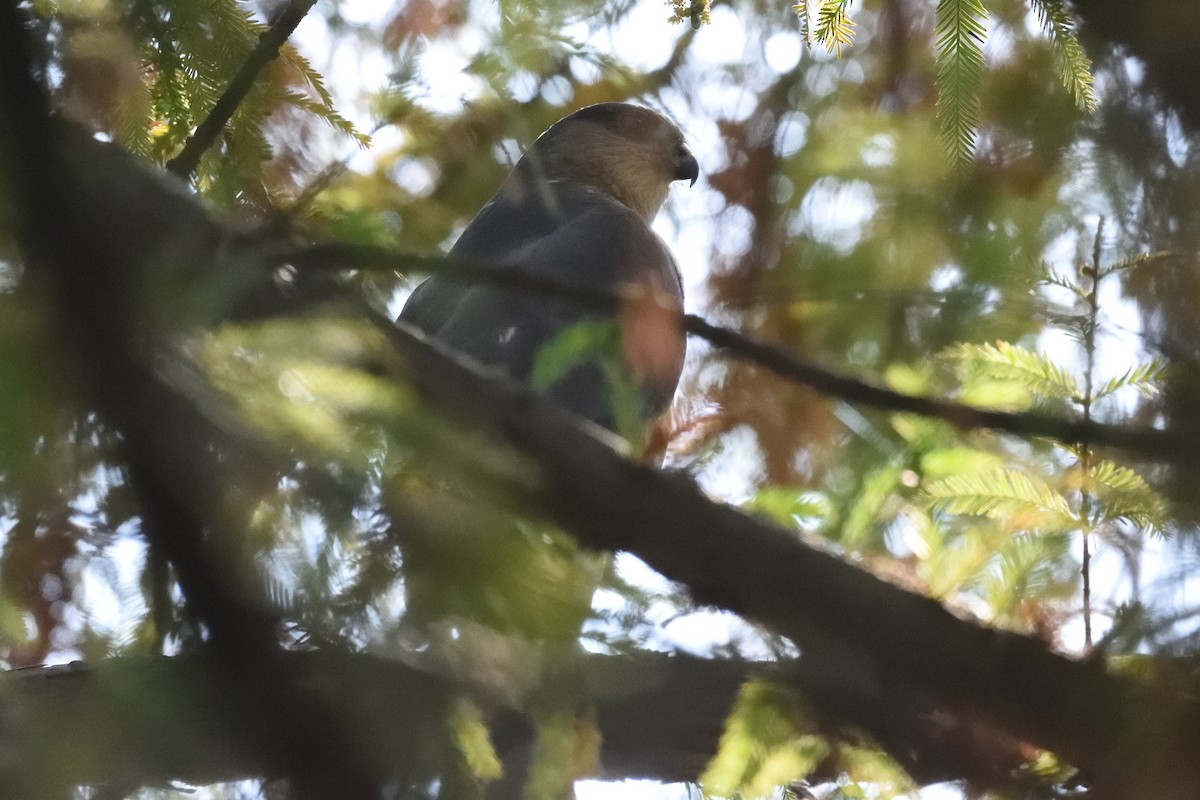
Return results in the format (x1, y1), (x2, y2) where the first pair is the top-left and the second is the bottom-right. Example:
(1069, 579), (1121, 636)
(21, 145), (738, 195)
(696, 79), (758, 123)
(693, 424), (766, 503)
(775, 111), (810, 158)
(568, 53), (604, 85)
(860, 132), (895, 167)
(613, 551), (674, 594)
(333, 0), (390, 26)
(661, 609), (757, 655)
(1040, 226), (1079, 267)
(578, 780), (692, 800)
(294, 12), (390, 130)
(764, 31), (803, 74)
(508, 69), (541, 103)
(76, 534), (148, 652)
(918, 783), (969, 800)
(600, 1), (680, 69)
(692, 5), (747, 66)
(795, 178), (880, 253)
(929, 263), (963, 293)
(349, 125), (406, 173)
(804, 60), (844, 98)
(711, 205), (756, 260)
(413, 42), (487, 113)
(1165, 111), (1191, 167)
(984, 13), (1016, 62)
(394, 156), (441, 197)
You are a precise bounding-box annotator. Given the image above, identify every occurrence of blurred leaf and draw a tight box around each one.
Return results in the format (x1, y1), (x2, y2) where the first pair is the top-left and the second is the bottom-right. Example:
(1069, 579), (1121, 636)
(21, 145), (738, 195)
(530, 321), (621, 394)
(839, 464), (903, 551)
(919, 447), (1006, 480)
(945, 341), (1082, 402)
(983, 532), (1075, 619)
(745, 487), (832, 531)
(526, 710), (602, 800)
(926, 468), (1077, 532)
(701, 681), (826, 798)
(203, 316), (415, 467)
(529, 320), (643, 443)
(451, 700), (502, 781)
(1083, 460), (1169, 535)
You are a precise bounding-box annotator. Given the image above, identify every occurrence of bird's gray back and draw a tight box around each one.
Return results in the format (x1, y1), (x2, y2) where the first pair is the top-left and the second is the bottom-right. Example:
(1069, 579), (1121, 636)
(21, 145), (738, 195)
(399, 180), (684, 427)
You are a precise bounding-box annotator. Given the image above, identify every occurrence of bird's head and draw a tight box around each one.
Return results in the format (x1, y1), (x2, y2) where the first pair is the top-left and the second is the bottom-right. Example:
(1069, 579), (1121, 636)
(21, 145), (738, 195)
(516, 102), (699, 223)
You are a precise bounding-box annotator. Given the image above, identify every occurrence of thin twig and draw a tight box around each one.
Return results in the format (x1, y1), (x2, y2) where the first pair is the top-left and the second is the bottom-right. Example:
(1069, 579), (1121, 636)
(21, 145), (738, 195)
(1079, 218), (1105, 649)
(280, 242), (1187, 462)
(166, 0), (319, 179)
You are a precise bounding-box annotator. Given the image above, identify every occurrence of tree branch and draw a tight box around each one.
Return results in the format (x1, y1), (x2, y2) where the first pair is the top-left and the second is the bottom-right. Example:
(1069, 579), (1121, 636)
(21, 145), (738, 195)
(3, 651), (1030, 792)
(165, 0), (318, 179)
(284, 242), (1186, 461)
(0, 8), (383, 798)
(373, 311), (1200, 800)
(3, 653), (451, 790)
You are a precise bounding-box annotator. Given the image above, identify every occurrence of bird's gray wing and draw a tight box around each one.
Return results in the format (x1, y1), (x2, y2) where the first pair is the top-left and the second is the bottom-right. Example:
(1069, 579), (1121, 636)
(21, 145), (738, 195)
(398, 181), (685, 428)
(398, 182), (568, 335)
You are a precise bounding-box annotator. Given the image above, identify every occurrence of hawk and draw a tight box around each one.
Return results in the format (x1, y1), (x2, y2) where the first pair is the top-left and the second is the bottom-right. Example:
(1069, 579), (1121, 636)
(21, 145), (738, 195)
(399, 102), (698, 433)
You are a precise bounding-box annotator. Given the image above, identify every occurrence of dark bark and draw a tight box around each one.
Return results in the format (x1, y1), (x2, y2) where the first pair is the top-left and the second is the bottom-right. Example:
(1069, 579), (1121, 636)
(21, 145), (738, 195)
(4, 651), (1029, 792)
(1073, 0), (1200, 129)
(374, 313), (1200, 799)
(0, 8), (384, 798)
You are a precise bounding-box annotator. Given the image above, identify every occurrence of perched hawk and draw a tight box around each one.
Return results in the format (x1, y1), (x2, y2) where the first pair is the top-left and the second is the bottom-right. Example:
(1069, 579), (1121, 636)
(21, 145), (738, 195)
(399, 102), (698, 432)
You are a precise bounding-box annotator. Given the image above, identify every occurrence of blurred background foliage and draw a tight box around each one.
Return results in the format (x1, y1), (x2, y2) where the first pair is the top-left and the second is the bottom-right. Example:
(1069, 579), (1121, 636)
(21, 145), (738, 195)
(3, 0), (1200, 797)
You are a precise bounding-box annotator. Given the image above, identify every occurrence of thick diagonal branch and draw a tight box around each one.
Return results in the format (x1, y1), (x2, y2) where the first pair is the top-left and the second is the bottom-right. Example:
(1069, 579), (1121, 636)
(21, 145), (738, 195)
(374, 312), (1200, 800)
(4, 651), (1031, 791)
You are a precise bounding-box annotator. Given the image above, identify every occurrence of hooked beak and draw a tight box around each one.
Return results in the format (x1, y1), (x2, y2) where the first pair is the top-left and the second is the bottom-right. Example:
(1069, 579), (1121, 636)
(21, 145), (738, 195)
(674, 150), (699, 187)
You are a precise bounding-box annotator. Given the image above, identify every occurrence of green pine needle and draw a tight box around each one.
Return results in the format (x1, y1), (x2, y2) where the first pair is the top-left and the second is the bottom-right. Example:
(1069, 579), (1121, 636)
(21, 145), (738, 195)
(793, 0), (811, 41)
(926, 468), (1076, 532)
(814, 0), (857, 58)
(792, 0), (856, 57)
(934, 0), (988, 166)
(1092, 358), (1168, 401)
(1100, 249), (1179, 279)
(1083, 461), (1169, 534)
(1029, 0), (1098, 112)
(945, 341), (1082, 403)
